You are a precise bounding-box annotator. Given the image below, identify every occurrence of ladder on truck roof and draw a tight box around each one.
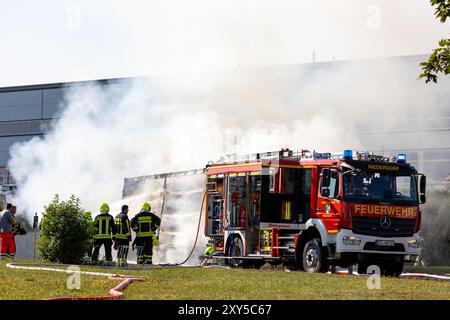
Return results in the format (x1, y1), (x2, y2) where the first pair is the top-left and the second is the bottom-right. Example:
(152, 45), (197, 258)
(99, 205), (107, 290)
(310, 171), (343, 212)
(121, 148), (345, 198)
(212, 148), (335, 164)
(121, 148), (389, 198)
(122, 168), (205, 198)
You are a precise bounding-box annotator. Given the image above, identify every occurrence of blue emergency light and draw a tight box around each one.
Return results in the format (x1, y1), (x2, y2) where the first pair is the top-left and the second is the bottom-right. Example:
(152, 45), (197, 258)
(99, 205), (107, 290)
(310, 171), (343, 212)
(397, 153), (407, 164)
(343, 149), (353, 160)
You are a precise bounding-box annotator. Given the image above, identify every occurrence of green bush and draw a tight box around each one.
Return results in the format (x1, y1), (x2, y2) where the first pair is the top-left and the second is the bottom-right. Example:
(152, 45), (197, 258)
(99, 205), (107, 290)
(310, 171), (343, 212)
(38, 195), (89, 264)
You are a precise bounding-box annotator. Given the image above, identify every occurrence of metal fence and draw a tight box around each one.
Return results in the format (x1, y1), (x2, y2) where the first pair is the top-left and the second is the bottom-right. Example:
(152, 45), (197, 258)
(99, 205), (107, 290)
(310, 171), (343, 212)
(14, 231), (39, 260)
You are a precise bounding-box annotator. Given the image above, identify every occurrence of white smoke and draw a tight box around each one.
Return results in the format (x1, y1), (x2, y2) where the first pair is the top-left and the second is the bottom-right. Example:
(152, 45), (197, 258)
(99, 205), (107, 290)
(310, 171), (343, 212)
(7, 71), (355, 264)
(8, 56), (450, 264)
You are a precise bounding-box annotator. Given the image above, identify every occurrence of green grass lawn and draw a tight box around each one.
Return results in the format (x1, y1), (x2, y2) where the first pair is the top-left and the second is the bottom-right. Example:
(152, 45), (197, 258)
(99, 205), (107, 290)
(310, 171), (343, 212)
(0, 261), (114, 299)
(0, 261), (449, 300)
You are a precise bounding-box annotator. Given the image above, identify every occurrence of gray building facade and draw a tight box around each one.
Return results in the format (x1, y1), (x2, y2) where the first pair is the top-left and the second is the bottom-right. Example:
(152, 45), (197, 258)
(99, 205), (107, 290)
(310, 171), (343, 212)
(0, 83), (61, 183)
(0, 79), (118, 184)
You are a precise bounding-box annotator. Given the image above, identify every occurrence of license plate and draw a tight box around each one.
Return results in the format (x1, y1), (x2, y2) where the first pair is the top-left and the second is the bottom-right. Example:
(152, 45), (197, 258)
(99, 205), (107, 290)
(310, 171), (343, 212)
(375, 240), (395, 247)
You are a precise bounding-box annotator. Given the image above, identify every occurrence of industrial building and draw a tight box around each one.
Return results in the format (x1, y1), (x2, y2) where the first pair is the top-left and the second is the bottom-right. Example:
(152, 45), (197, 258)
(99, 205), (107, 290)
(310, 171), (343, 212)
(0, 78), (123, 184)
(1, 54), (449, 186)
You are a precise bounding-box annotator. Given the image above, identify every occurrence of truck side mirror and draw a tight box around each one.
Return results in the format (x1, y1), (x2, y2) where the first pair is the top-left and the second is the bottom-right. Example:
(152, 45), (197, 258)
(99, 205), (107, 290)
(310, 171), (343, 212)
(419, 174), (426, 204)
(420, 175), (426, 195)
(320, 168), (331, 198)
(321, 188), (330, 197)
(420, 194), (426, 204)
(321, 168), (331, 188)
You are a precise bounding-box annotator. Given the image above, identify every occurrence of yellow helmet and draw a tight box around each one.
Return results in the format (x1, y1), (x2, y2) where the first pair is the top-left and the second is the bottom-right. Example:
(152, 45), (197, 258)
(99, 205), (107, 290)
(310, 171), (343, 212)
(99, 203), (110, 212)
(141, 202), (151, 211)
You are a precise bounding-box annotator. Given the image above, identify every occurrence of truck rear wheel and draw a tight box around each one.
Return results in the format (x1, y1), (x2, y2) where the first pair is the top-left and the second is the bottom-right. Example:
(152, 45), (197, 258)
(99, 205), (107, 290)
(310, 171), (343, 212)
(228, 237), (245, 268)
(302, 239), (328, 273)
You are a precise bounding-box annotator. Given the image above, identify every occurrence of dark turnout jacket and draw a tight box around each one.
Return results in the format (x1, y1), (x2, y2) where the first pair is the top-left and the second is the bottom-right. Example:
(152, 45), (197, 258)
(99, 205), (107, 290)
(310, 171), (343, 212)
(114, 212), (131, 241)
(130, 210), (161, 238)
(93, 212), (116, 239)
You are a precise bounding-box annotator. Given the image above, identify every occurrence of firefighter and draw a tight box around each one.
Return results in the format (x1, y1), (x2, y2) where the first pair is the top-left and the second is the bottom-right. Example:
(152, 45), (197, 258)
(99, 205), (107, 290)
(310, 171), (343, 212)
(130, 202), (161, 265)
(91, 203), (116, 263)
(114, 205), (131, 267)
(83, 211), (94, 259)
(204, 239), (215, 257)
(0, 203), (16, 259)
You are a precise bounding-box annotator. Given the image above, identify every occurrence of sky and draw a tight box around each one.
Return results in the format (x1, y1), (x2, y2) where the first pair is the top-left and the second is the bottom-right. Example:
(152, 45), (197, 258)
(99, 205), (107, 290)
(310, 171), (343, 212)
(0, 0), (448, 87)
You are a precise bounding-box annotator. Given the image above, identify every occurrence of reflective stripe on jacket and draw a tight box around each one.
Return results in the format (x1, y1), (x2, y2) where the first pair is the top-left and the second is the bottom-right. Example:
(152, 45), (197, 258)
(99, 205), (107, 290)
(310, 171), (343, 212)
(93, 212), (115, 239)
(130, 211), (161, 238)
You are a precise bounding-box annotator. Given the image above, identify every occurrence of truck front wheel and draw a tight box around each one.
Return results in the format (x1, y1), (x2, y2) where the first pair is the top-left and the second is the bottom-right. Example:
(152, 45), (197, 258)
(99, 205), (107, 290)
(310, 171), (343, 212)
(381, 257), (404, 277)
(358, 262), (369, 275)
(302, 239), (329, 273)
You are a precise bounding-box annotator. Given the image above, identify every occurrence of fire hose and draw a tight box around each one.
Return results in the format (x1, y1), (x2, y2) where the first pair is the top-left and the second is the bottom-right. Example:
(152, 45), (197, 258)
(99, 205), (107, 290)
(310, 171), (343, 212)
(48, 276), (144, 300)
(156, 190), (207, 266)
(4, 190), (207, 299)
(6, 262), (144, 300)
(332, 269), (450, 281)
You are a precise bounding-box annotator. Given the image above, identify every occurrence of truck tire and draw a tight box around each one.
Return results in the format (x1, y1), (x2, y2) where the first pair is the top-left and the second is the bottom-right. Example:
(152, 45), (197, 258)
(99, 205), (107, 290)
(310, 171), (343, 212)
(357, 262), (369, 275)
(381, 257), (404, 277)
(228, 237), (245, 268)
(302, 238), (328, 273)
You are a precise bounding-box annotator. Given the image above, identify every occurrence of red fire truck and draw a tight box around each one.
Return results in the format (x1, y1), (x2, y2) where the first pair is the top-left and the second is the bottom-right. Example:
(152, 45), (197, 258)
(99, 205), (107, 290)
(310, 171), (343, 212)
(204, 149), (426, 276)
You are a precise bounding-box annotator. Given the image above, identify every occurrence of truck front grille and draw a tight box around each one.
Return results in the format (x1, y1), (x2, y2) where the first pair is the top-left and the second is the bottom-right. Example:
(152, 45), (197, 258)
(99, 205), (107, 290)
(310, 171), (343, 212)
(352, 216), (415, 238)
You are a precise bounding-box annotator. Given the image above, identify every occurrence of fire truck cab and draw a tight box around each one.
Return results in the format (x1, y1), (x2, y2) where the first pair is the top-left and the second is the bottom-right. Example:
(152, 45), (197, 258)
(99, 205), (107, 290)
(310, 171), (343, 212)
(204, 149), (426, 276)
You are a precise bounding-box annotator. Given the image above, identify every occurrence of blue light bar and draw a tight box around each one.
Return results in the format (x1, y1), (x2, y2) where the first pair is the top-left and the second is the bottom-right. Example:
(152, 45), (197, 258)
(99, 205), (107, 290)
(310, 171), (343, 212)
(397, 153), (407, 163)
(343, 149), (353, 160)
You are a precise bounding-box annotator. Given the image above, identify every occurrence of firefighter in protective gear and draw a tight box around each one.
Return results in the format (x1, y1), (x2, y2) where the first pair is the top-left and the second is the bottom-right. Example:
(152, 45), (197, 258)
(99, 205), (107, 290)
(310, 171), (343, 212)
(130, 202), (161, 264)
(204, 243), (215, 256)
(91, 203), (116, 263)
(114, 205), (131, 267)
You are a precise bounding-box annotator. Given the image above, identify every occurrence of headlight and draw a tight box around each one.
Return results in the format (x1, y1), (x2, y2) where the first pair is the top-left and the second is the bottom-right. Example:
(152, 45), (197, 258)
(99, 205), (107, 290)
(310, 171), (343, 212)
(342, 236), (361, 246)
(407, 239), (420, 248)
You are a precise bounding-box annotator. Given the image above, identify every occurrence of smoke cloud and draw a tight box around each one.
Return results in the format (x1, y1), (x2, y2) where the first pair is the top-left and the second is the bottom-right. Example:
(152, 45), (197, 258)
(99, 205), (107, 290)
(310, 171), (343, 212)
(419, 190), (450, 265)
(9, 59), (449, 264)
(8, 71), (357, 264)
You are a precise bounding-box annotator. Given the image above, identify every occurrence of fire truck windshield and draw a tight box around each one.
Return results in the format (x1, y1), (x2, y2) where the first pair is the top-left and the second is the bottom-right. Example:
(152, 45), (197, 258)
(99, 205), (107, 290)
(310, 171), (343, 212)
(343, 170), (418, 204)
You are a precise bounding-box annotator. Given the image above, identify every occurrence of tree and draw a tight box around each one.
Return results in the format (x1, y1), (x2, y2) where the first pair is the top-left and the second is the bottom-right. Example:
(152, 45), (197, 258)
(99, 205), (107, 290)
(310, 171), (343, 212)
(38, 194), (89, 264)
(420, 0), (450, 83)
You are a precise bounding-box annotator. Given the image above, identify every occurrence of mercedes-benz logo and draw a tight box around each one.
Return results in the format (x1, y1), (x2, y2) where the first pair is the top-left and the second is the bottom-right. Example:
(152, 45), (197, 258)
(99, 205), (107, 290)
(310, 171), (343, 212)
(380, 215), (391, 229)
